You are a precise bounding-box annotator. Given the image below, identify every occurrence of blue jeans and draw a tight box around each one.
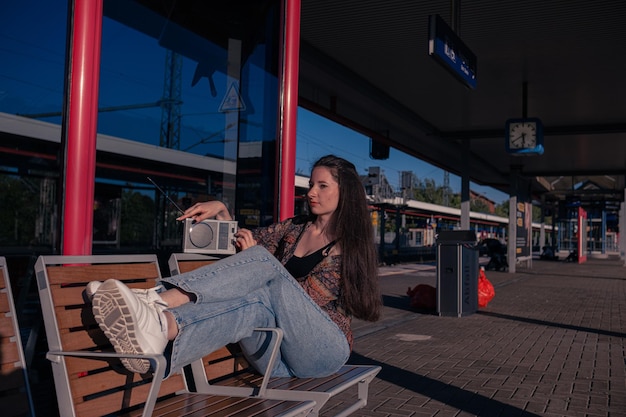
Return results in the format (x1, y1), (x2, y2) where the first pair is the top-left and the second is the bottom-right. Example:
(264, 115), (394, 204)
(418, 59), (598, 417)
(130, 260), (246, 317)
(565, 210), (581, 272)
(160, 245), (350, 378)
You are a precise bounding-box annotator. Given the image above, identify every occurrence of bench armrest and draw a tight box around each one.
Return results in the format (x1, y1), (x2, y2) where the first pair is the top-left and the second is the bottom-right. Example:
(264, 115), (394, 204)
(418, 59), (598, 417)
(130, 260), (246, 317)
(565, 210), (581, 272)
(46, 350), (167, 417)
(187, 327), (283, 398)
(253, 327), (283, 396)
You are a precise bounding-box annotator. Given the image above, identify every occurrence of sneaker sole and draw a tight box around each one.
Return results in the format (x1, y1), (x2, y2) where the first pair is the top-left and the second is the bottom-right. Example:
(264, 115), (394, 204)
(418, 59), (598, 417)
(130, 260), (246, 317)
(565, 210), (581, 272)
(92, 282), (151, 374)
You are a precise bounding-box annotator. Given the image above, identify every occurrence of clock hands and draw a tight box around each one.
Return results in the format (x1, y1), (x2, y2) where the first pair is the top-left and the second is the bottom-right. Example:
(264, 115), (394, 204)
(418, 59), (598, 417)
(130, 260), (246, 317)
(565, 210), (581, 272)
(522, 135), (535, 147)
(512, 131), (535, 148)
(506, 118), (543, 154)
(512, 133), (525, 147)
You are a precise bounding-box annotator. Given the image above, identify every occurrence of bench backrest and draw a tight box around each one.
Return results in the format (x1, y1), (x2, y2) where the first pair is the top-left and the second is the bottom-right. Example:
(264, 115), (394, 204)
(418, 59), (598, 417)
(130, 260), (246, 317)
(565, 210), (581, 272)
(167, 252), (219, 276)
(34, 255), (188, 417)
(0, 257), (34, 417)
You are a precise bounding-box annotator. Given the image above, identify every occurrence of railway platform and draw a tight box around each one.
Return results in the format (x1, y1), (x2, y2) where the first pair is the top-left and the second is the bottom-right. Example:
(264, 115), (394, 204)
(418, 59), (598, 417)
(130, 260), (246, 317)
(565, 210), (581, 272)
(325, 256), (626, 416)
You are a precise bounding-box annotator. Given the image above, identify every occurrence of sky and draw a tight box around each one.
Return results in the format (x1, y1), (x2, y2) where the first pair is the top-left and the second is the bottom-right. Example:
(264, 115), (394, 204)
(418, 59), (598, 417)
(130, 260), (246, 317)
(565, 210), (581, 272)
(296, 108), (509, 204)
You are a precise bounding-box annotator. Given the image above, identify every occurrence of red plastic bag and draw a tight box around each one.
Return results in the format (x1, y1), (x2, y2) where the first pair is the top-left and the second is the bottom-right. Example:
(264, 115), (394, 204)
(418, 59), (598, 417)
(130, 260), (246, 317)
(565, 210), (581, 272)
(478, 268), (495, 307)
(407, 284), (436, 311)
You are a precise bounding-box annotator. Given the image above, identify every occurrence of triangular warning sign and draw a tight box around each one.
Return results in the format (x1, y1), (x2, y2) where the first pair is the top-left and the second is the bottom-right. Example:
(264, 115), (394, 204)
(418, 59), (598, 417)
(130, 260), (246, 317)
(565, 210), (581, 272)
(219, 83), (246, 112)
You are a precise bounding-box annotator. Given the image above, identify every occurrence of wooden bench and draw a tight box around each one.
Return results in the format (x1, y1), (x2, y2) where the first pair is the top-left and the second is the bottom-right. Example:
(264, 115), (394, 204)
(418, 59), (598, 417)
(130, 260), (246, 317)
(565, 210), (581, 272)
(34, 254), (316, 417)
(169, 253), (381, 417)
(0, 256), (35, 417)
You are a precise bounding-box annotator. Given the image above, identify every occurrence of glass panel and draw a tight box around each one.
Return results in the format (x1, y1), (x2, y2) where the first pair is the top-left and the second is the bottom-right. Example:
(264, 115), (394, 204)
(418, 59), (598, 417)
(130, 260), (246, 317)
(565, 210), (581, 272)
(0, 1), (68, 121)
(97, 0), (280, 248)
(0, 1), (67, 253)
(0, 0), (281, 253)
(0, 174), (56, 248)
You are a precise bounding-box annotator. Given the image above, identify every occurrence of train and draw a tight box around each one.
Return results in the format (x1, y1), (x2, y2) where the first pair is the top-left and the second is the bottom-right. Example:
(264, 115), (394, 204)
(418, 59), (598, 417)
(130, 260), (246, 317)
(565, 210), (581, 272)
(295, 175), (552, 265)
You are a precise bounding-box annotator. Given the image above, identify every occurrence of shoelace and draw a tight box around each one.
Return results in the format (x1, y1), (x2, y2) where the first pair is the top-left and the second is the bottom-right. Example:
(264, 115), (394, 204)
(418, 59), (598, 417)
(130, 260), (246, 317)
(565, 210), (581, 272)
(136, 285), (169, 312)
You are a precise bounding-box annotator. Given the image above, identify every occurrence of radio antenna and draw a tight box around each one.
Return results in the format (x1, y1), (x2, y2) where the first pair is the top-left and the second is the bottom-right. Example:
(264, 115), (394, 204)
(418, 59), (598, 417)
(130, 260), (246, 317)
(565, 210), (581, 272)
(147, 177), (185, 214)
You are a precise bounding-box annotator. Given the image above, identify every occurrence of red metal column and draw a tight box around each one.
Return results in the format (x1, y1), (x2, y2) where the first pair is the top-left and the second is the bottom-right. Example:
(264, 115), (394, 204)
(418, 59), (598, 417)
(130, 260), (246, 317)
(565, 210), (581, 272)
(277, 0), (300, 221)
(62, 0), (103, 255)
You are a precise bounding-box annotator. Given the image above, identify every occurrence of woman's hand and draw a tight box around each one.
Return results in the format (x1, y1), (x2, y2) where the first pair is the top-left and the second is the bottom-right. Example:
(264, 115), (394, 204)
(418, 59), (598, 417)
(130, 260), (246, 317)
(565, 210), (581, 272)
(176, 201), (232, 222)
(234, 228), (257, 251)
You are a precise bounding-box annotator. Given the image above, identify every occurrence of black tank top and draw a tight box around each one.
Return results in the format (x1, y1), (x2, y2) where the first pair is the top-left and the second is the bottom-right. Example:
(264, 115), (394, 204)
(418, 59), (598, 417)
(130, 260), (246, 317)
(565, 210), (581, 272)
(284, 241), (336, 279)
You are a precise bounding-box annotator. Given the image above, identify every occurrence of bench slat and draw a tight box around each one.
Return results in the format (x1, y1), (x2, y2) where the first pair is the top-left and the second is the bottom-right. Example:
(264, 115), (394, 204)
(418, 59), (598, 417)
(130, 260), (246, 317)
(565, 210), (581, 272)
(54, 303), (97, 330)
(73, 375), (186, 417)
(0, 292), (9, 313)
(125, 393), (313, 417)
(69, 366), (186, 399)
(0, 340), (20, 365)
(212, 364), (375, 394)
(176, 259), (218, 273)
(63, 351), (117, 375)
(46, 263), (160, 285)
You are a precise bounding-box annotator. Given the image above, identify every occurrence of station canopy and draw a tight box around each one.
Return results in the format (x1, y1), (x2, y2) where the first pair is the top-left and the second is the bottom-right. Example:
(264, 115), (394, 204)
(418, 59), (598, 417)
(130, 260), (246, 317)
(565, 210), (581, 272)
(298, 0), (626, 207)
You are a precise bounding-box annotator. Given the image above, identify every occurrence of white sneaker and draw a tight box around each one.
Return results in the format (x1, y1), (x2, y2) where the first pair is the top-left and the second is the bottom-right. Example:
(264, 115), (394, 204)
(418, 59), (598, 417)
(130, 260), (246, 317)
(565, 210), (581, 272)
(85, 281), (165, 303)
(92, 279), (169, 374)
(85, 281), (103, 300)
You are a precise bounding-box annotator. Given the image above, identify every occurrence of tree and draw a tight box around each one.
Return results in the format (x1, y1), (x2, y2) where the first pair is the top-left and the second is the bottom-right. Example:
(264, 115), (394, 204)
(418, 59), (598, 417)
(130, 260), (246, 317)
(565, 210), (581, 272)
(532, 205), (543, 222)
(120, 190), (155, 246)
(470, 198), (491, 214)
(0, 175), (38, 246)
(495, 200), (509, 218)
(412, 178), (441, 205)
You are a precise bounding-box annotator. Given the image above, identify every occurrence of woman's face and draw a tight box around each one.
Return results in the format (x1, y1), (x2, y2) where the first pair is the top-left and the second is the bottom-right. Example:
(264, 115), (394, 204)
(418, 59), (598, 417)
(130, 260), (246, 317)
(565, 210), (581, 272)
(307, 166), (340, 217)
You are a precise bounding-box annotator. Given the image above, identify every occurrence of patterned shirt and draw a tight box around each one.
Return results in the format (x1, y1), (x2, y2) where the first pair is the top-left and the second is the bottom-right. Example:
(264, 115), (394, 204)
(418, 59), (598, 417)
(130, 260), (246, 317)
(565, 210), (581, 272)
(251, 215), (353, 349)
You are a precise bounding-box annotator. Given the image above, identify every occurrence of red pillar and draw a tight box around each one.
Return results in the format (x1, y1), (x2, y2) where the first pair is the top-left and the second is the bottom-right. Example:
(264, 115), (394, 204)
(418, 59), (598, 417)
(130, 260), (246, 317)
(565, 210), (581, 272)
(62, 0), (103, 255)
(277, 0), (300, 221)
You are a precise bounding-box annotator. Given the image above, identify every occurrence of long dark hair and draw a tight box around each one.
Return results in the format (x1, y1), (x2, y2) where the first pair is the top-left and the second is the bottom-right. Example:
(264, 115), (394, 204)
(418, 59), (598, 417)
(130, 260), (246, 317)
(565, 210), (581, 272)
(312, 155), (381, 321)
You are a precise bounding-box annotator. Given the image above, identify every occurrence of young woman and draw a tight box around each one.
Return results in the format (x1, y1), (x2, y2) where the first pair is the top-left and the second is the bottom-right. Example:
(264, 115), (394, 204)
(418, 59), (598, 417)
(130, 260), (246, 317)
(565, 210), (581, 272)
(89, 155), (381, 378)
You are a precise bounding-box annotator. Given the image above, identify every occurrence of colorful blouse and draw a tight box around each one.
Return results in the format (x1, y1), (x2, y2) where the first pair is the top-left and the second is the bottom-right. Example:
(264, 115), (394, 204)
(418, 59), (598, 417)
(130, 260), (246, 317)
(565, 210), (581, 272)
(251, 215), (353, 349)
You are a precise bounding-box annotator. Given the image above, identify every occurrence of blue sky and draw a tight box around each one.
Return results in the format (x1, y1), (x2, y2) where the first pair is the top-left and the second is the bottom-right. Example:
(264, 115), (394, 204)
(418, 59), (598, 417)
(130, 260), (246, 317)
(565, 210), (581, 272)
(296, 108), (509, 204)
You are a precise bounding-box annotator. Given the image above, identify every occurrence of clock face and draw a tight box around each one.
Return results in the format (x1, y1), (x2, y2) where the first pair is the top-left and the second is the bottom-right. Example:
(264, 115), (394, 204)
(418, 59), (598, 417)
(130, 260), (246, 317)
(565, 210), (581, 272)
(508, 121), (537, 149)
(505, 118), (544, 155)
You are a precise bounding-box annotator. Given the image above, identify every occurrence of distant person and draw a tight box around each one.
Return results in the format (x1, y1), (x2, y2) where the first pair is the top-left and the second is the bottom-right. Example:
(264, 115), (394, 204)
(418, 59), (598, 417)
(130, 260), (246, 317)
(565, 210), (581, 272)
(482, 238), (508, 271)
(87, 155), (382, 378)
(565, 249), (578, 262)
(540, 246), (557, 260)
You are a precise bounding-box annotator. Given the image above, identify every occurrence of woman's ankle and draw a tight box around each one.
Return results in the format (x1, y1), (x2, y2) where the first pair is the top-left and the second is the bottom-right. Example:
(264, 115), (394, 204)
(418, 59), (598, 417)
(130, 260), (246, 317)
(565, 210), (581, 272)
(164, 311), (178, 340)
(161, 288), (193, 308)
